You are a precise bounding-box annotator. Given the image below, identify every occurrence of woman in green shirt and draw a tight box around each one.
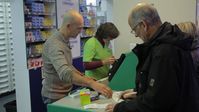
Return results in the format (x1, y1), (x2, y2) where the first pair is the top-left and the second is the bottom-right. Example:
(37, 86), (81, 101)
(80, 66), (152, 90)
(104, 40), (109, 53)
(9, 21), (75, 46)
(83, 22), (120, 80)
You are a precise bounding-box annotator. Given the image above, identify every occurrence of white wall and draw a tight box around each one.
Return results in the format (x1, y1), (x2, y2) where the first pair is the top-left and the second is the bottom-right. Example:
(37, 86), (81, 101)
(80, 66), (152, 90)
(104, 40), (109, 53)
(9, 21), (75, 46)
(11, 0), (31, 112)
(112, 0), (196, 58)
(106, 0), (113, 22)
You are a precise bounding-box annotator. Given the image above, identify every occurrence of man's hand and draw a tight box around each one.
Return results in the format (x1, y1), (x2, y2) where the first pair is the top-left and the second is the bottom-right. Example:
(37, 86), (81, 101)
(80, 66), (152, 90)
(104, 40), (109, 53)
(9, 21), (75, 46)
(120, 89), (137, 99)
(90, 81), (112, 98)
(105, 103), (116, 112)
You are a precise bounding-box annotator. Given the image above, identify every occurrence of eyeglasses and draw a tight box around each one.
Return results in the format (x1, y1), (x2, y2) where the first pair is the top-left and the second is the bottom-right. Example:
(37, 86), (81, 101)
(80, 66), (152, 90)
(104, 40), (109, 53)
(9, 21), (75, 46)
(131, 22), (141, 34)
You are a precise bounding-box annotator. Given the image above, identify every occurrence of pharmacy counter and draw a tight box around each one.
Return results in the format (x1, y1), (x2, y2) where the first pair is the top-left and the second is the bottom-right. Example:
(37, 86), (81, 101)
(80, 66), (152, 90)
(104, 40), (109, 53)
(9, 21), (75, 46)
(48, 52), (137, 112)
(48, 95), (115, 112)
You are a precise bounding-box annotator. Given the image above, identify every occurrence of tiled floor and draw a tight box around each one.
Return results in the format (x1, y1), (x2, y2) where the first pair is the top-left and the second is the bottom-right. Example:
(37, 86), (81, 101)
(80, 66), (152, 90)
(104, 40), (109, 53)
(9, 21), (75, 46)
(0, 92), (16, 112)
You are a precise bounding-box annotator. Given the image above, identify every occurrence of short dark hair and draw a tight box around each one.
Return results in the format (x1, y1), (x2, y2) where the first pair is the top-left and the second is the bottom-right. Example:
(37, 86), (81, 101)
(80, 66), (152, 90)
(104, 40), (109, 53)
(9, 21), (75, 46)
(95, 22), (119, 39)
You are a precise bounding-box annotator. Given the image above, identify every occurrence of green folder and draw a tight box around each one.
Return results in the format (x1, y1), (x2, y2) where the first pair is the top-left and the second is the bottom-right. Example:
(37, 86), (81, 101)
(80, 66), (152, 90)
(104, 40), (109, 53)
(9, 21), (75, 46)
(109, 52), (138, 91)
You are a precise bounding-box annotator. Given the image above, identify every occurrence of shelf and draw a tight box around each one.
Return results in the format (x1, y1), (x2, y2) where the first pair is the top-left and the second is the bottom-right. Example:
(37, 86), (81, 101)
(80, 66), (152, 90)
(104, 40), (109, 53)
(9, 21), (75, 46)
(25, 0), (56, 3)
(80, 5), (98, 8)
(80, 36), (93, 39)
(28, 54), (42, 58)
(35, 0), (55, 3)
(25, 26), (56, 29)
(26, 40), (46, 46)
(24, 12), (56, 16)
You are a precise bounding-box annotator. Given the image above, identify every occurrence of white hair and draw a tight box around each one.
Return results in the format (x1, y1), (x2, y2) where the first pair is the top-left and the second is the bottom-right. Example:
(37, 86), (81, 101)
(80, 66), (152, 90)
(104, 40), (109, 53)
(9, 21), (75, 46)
(62, 10), (82, 26)
(129, 3), (162, 28)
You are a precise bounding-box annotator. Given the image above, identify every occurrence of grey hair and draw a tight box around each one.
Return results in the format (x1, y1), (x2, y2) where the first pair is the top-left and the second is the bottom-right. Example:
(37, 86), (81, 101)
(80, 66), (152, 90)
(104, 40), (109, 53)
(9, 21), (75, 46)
(62, 10), (82, 26)
(129, 3), (161, 28)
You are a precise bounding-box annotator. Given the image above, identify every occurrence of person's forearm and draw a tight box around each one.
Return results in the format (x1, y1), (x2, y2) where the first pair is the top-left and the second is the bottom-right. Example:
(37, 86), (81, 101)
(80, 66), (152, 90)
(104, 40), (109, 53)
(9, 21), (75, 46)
(71, 71), (95, 87)
(71, 70), (113, 98)
(83, 61), (103, 70)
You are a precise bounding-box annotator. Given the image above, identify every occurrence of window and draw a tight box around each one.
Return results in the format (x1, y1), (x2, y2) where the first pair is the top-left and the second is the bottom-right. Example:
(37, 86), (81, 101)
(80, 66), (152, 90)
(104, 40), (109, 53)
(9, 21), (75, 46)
(0, 1), (15, 94)
(86, 0), (96, 6)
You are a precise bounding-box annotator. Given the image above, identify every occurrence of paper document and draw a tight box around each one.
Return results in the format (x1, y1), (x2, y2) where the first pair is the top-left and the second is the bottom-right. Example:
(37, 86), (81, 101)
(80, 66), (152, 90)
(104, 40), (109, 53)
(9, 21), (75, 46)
(83, 103), (110, 109)
(112, 91), (124, 103)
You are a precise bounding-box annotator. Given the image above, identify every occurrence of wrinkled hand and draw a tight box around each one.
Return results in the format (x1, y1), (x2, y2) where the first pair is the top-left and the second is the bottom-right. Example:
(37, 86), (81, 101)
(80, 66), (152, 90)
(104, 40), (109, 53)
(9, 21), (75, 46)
(102, 56), (116, 65)
(105, 103), (116, 112)
(90, 81), (112, 98)
(120, 89), (137, 99)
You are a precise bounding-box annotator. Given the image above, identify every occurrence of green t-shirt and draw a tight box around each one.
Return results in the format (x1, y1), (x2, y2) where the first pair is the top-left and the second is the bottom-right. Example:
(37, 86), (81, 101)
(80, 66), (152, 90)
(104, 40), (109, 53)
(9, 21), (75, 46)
(83, 37), (112, 80)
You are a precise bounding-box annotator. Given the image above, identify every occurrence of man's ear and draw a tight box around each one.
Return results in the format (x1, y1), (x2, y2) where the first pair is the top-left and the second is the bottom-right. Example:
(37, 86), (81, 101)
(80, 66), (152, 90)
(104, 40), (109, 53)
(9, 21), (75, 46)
(142, 21), (148, 32)
(66, 23), (71, 29)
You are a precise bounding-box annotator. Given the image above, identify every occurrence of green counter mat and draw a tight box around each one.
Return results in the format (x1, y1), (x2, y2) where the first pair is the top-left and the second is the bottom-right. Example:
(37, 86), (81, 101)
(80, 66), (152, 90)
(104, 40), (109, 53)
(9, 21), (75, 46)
(48, 104), (92, 112)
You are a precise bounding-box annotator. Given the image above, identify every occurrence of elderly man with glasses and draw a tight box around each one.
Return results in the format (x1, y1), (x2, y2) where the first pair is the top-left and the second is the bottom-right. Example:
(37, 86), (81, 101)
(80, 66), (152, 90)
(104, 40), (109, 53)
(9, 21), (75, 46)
(106, 2), (199, 112)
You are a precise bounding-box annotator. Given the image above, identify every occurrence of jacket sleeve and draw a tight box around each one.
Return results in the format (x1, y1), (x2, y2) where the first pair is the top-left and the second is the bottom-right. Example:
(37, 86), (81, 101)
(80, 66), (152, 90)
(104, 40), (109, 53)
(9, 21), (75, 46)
(46, 42), (73, 84)
(114, 46), (180, 112)
(114, 100), (139, 112)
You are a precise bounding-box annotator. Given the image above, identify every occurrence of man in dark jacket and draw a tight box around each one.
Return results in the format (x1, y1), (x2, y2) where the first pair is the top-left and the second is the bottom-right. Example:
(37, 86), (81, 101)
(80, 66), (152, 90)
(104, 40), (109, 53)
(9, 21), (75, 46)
(106, 2), (199, 112)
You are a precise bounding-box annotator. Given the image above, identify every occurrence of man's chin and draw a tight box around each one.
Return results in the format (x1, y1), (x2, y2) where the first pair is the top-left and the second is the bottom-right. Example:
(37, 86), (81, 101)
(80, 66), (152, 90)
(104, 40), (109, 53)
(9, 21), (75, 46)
(69, 36), (78, 39)
(70, 34), (79, 38)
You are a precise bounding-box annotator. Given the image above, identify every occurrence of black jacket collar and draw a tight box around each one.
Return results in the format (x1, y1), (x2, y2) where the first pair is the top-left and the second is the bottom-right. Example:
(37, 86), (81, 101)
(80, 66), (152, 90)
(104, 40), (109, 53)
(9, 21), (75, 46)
(133, 22), (193, 58)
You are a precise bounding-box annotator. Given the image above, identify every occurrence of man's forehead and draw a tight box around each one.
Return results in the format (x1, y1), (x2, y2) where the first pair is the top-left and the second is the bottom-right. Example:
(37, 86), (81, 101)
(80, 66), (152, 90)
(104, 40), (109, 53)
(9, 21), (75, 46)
(71, 20), (83, 26)
(129, 19), (136, 27)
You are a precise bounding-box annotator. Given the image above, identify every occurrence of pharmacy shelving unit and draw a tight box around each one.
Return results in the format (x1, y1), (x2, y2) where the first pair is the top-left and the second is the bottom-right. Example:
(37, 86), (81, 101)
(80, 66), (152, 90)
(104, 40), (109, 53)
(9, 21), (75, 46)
(79, 0), (97, 55)
(73, 0), (98, 73)
(23, 0), (57, 112)
(74, 0), (107, 73)
(24, 0), (56, 69)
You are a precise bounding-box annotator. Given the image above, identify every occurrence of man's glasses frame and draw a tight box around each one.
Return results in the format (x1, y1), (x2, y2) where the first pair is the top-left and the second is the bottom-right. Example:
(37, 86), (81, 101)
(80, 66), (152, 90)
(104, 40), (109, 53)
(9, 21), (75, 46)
(131, 22), (142, 34)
